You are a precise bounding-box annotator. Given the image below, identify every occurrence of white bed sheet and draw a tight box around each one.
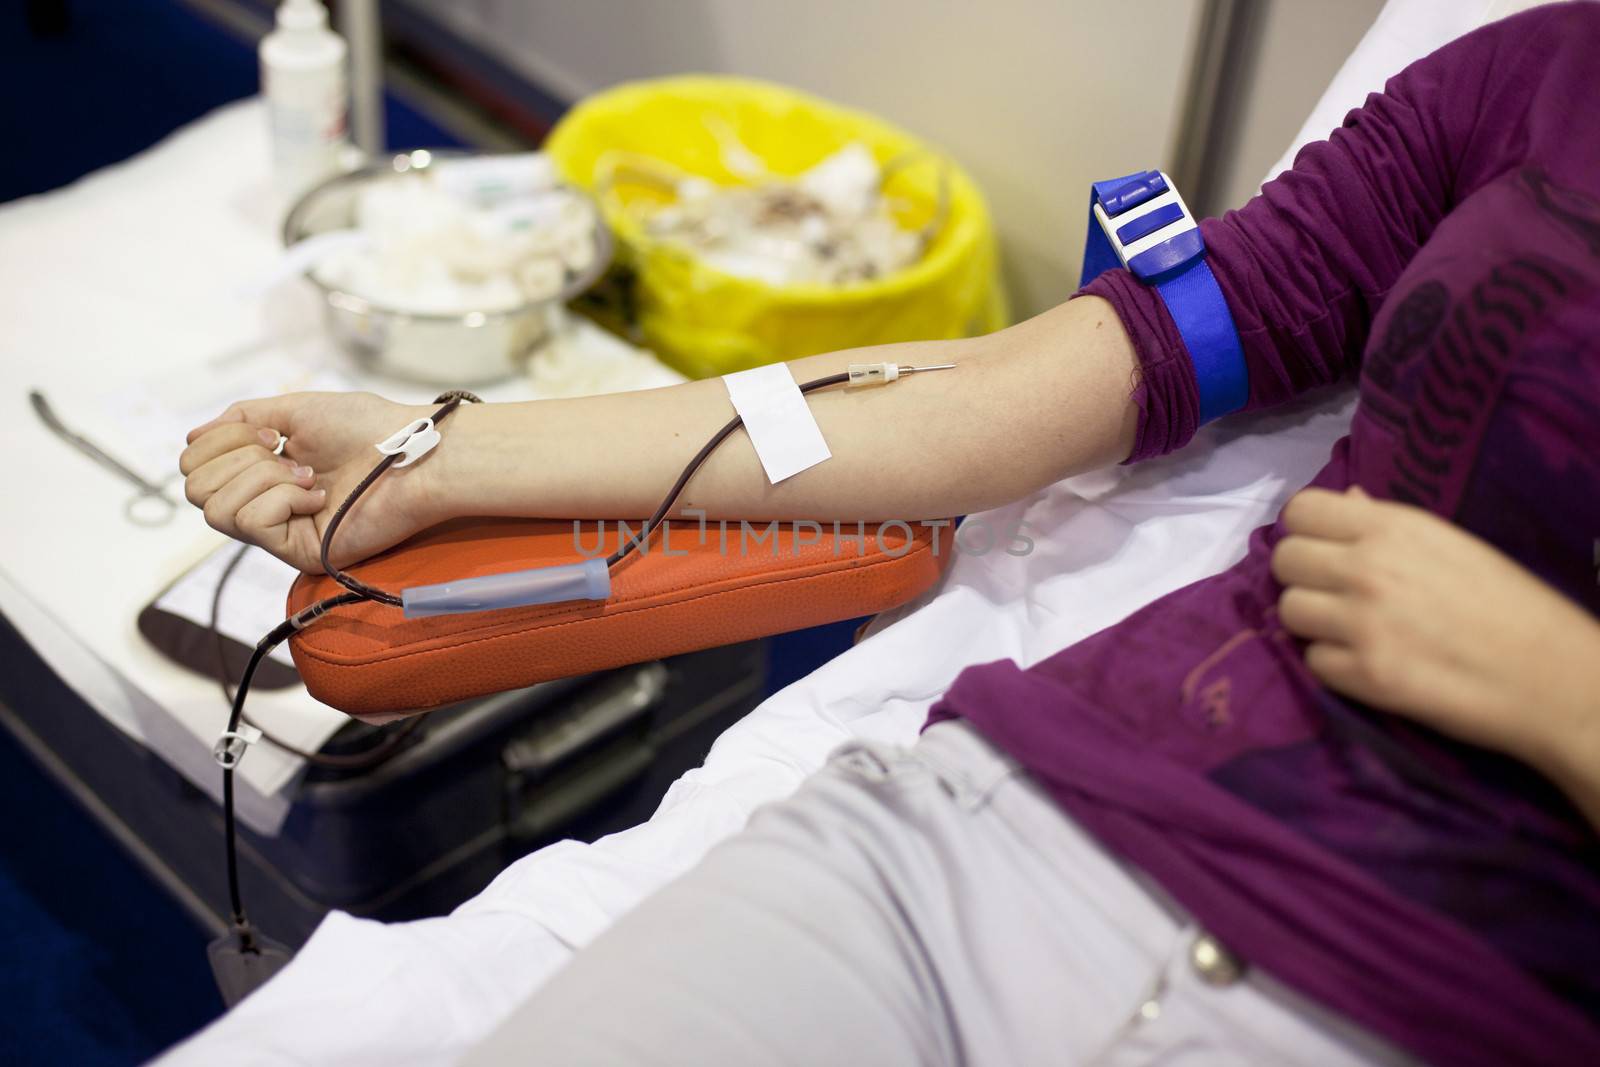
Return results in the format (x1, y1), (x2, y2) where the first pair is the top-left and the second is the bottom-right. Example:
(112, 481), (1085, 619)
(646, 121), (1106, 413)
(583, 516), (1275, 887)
(159, 2), (1520, 1062)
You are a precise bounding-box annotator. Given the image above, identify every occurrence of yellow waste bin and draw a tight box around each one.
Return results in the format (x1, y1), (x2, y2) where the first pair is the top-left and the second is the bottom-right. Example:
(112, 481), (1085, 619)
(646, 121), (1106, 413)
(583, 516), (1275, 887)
(545, 75), (1009, 378)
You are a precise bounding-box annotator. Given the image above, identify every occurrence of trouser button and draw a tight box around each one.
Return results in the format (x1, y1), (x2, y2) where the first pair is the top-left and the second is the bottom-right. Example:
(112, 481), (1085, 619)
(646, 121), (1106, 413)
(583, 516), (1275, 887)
(1189, 933), (1245, 986)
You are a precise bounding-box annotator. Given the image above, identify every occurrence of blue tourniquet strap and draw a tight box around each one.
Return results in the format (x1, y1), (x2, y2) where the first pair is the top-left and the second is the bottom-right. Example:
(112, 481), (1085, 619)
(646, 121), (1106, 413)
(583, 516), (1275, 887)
(1080, 199), (1124, 287)
(1080, 173), (1248, 424)
(1151, 258), (1247, 423)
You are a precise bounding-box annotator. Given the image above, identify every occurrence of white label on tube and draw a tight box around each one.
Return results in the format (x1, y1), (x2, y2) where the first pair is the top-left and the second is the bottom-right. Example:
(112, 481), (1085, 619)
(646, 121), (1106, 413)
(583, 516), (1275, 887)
(721, 363), (832, 484)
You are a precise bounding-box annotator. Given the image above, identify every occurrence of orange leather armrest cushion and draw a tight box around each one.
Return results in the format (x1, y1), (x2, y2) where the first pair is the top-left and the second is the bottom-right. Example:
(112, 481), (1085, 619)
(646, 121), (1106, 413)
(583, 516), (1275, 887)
(287, 518), (954, 716)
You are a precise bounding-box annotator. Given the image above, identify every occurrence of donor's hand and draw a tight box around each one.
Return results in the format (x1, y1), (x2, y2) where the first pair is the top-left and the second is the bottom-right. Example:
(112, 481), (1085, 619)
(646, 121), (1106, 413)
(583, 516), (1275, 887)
(180, 392), (440, 574)
(1272, 485), (1600, 826)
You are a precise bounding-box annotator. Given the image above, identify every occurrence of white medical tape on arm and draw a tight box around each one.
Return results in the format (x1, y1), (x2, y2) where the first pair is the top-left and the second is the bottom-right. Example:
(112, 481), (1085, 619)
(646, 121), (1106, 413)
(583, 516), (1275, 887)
(722, 363), (832, 484)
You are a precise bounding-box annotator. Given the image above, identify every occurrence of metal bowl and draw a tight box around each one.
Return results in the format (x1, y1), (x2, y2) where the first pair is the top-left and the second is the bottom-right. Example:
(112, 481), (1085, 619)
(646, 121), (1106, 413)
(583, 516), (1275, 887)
(282, 149), (613, 386)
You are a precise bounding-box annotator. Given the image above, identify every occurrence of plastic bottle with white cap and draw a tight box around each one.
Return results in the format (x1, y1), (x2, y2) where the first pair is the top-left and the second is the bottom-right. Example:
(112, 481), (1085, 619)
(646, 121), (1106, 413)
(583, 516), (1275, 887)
(260, 0), (350, 200)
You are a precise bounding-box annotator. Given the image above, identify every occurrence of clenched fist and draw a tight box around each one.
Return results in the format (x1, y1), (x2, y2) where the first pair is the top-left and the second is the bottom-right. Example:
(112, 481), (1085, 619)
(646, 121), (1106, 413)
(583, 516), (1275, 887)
(180, 392), (440, 574)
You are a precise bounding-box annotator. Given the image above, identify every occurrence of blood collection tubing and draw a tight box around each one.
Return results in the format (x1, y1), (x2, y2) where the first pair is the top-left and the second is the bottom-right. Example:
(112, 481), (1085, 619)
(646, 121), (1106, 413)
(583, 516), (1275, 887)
(212, 362), (954, 959)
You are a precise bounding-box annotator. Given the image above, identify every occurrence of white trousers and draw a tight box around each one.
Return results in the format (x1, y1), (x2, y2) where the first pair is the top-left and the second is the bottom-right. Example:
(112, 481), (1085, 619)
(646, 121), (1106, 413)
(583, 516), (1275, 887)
(464, 720), (1410, 1066)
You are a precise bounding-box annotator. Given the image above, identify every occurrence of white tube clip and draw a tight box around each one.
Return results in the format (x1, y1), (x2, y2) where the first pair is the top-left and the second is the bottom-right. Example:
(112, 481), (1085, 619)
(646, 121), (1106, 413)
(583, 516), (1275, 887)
(213, 724), (264, 769)
(375, 418), (441, 467)
(847, 362), (900, 386)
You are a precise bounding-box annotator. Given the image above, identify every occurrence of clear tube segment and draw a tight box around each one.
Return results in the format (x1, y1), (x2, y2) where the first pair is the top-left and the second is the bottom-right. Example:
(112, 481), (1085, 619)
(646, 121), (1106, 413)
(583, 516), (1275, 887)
(401, 558), (611, 618)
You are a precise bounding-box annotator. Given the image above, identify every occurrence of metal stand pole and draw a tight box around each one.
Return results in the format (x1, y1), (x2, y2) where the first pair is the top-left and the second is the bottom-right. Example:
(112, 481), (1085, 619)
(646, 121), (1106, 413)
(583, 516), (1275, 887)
(339, 0), (385, 157)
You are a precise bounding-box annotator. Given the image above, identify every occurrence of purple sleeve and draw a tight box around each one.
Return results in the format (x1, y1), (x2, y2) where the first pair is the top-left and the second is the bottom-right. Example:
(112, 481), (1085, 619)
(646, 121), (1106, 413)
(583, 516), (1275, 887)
(1083, 6), (1558, 463)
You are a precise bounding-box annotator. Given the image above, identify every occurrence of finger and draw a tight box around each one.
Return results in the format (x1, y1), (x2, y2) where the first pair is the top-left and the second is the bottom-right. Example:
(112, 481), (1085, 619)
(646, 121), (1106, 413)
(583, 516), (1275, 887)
(1278, 587), (1355, 643)
(202, 460), (317, 539)
(186, 394), (308, 444)
(180, 422), (286, 475)
(1303, 641), (1370, 701)
(1281, 487), (1373, 541)
(1270, 534), (1354, 591)
(235, 482), (329, 552)
(185, 444), (297, 506)
(185, 404), (246, 444)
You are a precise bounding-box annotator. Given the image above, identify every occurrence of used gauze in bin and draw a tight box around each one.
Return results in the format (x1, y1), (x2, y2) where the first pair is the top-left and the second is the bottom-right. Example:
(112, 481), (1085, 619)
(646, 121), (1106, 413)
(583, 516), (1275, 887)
(207, 362), (957, 994)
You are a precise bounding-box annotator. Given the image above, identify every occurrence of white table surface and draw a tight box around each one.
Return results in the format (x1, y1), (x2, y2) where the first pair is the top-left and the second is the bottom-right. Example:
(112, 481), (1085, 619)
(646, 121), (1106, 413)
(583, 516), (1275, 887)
(0, 98), (680, 834)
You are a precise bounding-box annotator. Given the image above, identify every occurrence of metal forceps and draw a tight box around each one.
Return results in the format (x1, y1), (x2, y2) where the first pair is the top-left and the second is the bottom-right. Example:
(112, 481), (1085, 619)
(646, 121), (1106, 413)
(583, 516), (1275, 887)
(29, 389), (179, 526)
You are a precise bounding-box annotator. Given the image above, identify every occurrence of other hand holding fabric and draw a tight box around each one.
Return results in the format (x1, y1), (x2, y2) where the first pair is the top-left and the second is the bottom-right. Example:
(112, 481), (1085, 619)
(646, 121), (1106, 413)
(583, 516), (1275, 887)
(1272, 485), (1600, 825)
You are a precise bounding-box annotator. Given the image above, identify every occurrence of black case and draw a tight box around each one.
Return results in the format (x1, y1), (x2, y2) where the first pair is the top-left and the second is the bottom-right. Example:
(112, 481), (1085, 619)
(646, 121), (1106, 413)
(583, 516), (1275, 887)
(0, 613), (765, 947)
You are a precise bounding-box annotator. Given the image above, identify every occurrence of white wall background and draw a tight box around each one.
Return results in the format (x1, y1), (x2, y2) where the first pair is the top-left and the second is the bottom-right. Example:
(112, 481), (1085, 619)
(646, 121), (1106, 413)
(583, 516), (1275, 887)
(1210, 0), (1383, 212)
(409, 0), (1383, 318)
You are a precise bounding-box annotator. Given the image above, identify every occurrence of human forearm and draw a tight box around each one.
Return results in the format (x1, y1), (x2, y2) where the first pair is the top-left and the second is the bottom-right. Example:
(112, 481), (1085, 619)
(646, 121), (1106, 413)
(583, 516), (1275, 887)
(1523, 624), (1600, 833)
(1544, 725), (1600, 834)
(421, 296), (1139, 523)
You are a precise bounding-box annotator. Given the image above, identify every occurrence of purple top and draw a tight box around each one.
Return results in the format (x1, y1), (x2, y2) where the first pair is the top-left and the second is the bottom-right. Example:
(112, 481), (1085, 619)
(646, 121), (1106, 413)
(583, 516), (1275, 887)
(929, 7), (1600, 1064)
